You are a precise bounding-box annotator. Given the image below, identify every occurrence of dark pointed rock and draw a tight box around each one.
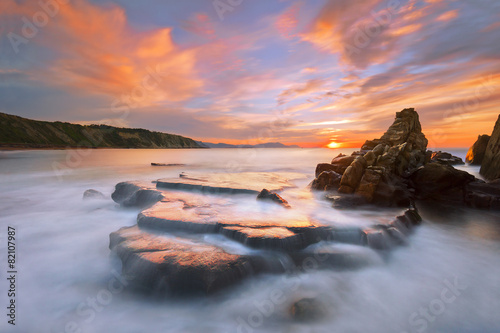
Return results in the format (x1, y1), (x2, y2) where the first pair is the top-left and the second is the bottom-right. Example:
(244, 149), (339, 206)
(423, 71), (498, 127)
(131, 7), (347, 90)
(480, 115), (500, 180)
(466, 135), (490, 165)
(257, 189), (291, 208)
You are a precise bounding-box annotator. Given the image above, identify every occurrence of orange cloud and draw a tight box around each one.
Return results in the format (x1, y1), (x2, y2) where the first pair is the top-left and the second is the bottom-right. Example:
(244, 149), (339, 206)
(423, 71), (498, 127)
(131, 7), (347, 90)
(3, 0), (203, 104)
(298, 0), (434, 68)
(436, 10), (459, 22)
(275, 2), (301, 39)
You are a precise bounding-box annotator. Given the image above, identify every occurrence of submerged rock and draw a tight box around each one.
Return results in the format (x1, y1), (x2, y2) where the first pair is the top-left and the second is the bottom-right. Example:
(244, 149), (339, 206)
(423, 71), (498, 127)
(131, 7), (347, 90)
(83, 189), (105, 200)
(466, 135), (490, 165)
(290, 298), (326, 321)
(257, 189), (291, 208)
(156, 172), (301, 195)
(480, 115), (500, 181)
(137, 198), (324, 250)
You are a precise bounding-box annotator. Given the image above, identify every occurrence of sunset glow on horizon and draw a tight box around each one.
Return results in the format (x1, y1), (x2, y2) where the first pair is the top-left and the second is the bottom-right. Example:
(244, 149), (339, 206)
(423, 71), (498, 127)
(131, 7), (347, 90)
(1, 0), (499, 148)
(326, 141), (340, 149)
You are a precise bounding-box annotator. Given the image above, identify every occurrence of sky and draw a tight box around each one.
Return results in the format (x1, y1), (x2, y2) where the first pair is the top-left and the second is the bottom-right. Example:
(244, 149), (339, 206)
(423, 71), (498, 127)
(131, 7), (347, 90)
(1, 0), (500, 148)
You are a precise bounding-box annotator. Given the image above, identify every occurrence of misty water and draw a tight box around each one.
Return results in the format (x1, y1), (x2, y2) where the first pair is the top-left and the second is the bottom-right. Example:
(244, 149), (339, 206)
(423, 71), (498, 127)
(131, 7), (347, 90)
(0, 148), (499, 333)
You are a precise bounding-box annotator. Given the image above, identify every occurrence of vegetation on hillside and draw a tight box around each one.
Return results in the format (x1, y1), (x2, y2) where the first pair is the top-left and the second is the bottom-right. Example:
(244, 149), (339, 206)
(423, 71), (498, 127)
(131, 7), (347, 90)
(0, 112), (203, 149)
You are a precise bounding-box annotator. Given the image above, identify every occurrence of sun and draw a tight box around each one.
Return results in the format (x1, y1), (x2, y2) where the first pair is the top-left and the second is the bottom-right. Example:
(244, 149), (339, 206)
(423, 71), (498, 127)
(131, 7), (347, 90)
(327, 141), (340, 149)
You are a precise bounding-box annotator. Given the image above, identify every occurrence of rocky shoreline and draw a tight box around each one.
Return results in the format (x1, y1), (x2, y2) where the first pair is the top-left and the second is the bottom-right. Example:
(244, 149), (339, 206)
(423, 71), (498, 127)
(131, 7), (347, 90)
(103, 108), (500, 295)
(107, 176), (422, 295)
(312, 108), (500, 211)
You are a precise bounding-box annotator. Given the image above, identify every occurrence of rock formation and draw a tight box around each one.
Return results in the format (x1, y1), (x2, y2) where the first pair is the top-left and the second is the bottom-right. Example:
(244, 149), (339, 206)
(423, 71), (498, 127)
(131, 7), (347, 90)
(108, 174), (424, 294)
(480, 115), (500, 180)
(313, 108), (427, 206)
(312, 108), (500, 211)
(466, 135), (490, 165)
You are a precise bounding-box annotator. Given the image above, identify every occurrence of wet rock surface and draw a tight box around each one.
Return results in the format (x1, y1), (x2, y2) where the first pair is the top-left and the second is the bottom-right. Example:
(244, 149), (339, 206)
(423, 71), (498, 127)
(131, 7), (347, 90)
(111, 181), (164, 209)
(313, 108), (427, 206)
(109, 225), (283, 294)
(480, 114), (500, 181)
(109, 172), (424, 294)
(466, 135), (490, 165)
(409, 163), (475, 201)
(428, 151), (464, 165)
(156, 172), (301, 194)
(257, 189), (291, 208)
(312, 108), (500, 211)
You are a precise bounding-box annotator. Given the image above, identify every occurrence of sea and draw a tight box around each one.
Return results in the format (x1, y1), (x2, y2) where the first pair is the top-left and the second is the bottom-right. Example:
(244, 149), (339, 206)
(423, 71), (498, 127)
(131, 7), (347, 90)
(0, 148), (499, 333)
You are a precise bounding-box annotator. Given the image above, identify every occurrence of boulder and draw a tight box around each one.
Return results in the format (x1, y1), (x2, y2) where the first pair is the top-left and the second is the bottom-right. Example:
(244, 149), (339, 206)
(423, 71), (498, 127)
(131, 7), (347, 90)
(111, 181), (164, 209)
(466, 135), (490, 165)
(122, 189), (164, 209)
(256, 189), (291, 208)
(311, 170), (342, 191)
(409, 163), (475, 201)
(355, 167), (383, 202)
(480, 115), (500, 180)
(83, 189), (105, 200)
(111, 182), (143, 204)
(330, 155), (356, 174)
(339, 156), (367, 193)
(429, 151), (464, 165)
(315, 163), (344, 177)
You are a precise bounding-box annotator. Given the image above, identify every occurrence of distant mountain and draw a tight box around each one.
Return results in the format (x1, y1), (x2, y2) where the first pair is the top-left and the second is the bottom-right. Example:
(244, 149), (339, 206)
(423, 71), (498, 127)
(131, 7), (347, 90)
(0, 112), (203, 149)
(196, 141), (300, 148)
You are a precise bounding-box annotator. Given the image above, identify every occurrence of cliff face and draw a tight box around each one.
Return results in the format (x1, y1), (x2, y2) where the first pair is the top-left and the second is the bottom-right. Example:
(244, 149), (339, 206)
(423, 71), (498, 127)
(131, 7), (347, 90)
(466, 134), (490, 165)
(480, 115), (500, 180)
(0, 112), (202, 149)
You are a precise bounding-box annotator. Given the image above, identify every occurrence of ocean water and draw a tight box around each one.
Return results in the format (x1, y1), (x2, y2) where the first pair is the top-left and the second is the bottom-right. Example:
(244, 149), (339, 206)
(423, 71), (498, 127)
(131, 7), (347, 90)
(0, 148), (499, 333)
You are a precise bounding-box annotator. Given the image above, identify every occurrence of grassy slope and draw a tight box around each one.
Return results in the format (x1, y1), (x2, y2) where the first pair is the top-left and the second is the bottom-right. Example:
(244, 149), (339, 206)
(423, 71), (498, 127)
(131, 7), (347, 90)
(0, 112), (203, 149)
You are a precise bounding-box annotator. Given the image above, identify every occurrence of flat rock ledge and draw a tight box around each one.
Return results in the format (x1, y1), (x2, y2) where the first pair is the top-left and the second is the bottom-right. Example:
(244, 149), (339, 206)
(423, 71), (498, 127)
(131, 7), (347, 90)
(109, 177), (424, 295)
(156, 172), (303, 195)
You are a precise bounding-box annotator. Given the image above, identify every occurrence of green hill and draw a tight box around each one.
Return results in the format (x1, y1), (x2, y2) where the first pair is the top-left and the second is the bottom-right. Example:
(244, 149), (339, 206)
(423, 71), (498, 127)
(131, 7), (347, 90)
(0, 112), (203, 149)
